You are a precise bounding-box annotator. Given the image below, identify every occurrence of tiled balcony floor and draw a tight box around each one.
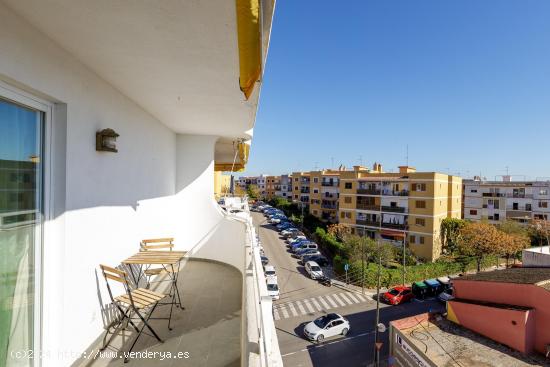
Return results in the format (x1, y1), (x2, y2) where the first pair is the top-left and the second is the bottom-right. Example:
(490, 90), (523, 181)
(87, 259), (242, 367)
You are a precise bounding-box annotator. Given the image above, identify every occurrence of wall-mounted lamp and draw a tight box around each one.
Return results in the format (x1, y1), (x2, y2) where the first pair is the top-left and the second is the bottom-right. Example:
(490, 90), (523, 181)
(96, 128), (119, 152)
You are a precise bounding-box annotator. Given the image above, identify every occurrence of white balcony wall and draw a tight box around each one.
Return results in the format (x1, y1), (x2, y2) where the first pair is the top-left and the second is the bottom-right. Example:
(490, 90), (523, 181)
(0, 4), (238, 366)
(380, 196), (408, 208)
(464, 197), (482, 208)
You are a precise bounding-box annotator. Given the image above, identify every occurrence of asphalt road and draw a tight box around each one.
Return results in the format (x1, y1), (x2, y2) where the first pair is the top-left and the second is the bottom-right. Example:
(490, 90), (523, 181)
(252, 212), (443, 367)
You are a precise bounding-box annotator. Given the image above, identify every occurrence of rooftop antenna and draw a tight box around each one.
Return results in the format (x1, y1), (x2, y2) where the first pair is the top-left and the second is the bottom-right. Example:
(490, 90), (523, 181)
(314, 161), (319, 170)
(505, 166), (509, 176)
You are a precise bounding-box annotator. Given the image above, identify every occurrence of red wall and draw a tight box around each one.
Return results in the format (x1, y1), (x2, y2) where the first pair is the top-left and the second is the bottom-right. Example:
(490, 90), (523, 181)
(448, 300), (533, 353)
(452, 280), (550, 355)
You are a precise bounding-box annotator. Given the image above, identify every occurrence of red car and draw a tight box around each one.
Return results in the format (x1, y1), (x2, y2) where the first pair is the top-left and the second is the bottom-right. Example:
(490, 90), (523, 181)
(383, 286), (414, 305)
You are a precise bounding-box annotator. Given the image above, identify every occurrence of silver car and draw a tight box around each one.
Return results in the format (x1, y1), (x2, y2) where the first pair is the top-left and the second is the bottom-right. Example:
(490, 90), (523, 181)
(303, 313), (350, 343)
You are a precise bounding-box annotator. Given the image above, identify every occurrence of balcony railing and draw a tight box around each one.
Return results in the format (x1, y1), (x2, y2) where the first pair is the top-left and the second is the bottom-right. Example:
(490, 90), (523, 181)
(357, 188), (380, 195)
(381, 190), (409, 196)
(356, 219), (380, 227)
(381, 222), (408, 230)
(381, 205), (407, 213)
(321, 181), (338, 187)
(321, 203), (337, 209)
(506, 193), (533, 199)
(357, 203), (380, 211)
(482, 192), (505, 197)
(300, 188), (310, 193)
(507, 206), (532, 211)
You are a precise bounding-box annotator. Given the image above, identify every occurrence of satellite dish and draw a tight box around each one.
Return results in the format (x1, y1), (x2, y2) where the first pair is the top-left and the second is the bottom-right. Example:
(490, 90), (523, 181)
(377, 323), (386, 333)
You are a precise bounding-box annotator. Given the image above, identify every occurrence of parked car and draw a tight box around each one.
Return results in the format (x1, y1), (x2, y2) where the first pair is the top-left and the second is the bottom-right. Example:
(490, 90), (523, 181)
(285, 231), (305, 239)
(276, 222), (293, 231)
(292, 242), (318, 253)
(281, 228), (300, 237)
(266, 278), (280, 300)
(383, 286), (414, 305)
(287, 235), (307, 244)
(305, 261), (324, 279)
(438, 288), (454, 303)
(295, 248), (320, 258)
(264, 265), (276, 278)
(303, 313), (350, 343)
(269, 216), (286, 224)
(261, 256), (269, 266)
(300, 254), (329, 266)
(299, 251), (321, 262)
(290, 241), (313, 252)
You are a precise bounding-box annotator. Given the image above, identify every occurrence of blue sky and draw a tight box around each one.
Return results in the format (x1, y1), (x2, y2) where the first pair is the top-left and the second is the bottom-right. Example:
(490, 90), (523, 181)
(243, 0), (550, 180)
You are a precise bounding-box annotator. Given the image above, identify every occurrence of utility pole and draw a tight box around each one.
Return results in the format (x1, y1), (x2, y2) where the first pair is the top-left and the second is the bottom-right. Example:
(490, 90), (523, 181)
(402, 235), (406, 286)
(374, 240), (382, 367)
(361, 238), (365, 295)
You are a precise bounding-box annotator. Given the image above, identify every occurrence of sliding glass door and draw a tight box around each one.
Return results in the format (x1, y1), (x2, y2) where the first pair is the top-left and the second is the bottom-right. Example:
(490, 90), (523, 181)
(0, 97), (44, 367)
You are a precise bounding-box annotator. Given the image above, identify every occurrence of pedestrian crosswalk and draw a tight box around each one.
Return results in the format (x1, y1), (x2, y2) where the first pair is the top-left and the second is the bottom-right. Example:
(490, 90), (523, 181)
(272, 291), (373, 321)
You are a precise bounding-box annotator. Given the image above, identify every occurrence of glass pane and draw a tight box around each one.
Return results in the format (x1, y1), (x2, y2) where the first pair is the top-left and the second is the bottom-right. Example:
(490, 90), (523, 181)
(0, 97), (43, 367)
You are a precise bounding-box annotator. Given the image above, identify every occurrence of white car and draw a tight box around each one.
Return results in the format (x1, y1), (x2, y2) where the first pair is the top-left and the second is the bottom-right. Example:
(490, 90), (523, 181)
(264, 265), (276, 279)
(287, 236), (307, 244)
(266, 278), (280, 300)
(303, 313), (350, 343)
(305, 261), (324, 279)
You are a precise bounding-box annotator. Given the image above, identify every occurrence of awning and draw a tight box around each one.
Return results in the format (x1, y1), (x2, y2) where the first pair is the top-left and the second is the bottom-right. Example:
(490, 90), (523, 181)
(381, 229), (406, 238)
(214, 140), (250, 172)
(236, 0), (262, 99)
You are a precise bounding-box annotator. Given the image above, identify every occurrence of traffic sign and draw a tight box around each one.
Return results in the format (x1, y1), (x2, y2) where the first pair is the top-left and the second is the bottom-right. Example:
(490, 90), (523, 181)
(344, 263), (350, 271)
(375, 342), (383, 350)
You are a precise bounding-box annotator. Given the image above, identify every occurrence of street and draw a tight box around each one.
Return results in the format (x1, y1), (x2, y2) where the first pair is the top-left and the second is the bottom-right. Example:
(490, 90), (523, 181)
(252, 212), (443, 367)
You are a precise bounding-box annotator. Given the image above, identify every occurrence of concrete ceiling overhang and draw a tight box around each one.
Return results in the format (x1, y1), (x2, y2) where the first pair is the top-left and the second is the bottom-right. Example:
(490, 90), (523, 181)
(4, 0), (275, 139)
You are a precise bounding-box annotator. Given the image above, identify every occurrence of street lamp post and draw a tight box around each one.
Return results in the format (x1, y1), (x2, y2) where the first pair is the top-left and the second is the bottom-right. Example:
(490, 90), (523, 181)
(373, 240), (382, 367)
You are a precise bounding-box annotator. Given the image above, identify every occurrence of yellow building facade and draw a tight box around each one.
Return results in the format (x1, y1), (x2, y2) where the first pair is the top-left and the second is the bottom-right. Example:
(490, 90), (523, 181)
(214, 171), (232, 200)
(338, 164), (462, 261)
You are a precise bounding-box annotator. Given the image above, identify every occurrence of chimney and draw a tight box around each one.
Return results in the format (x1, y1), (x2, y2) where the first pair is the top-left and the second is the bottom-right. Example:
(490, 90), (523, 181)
(398, 166), (416, 174)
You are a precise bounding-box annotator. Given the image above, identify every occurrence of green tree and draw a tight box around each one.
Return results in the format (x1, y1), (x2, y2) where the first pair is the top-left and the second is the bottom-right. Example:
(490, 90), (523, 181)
(458, 222), (502, 272)
(246, 185), (259, 199)
(440, 218), (466, 254)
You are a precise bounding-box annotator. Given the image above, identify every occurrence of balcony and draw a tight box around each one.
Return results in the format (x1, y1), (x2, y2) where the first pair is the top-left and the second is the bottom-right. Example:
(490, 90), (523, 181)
(381, 222), (408, 230)
(321, 203), (337, 209)
(356, 219), (380, 227)
(356, 203), (380, 211)
(482, 192), (505, 197)
(300, 188), (310, 194)
(506, 193), (533, 199)
(381, 205), (407, 213)
(321, 181), (338, 187)
(507, 206), (532, 211)
(357, 188), (380, 195)
(381, 190), (409, 196)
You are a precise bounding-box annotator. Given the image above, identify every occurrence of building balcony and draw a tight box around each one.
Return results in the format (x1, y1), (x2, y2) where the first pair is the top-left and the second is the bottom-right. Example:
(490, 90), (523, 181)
(381, 205), (407, 213)
(356, 219), (380, 227)
(506, 193), (533, 199)
(482, 192), (505, 197)
(300, 188), (310, 194)
(321, 182), (338, 187)
(507, 206), (532, 212)
(381, 190), (409, 196)
(356, 203), (380, 211)
(357, 188), (380, 195)
(321, 203), (337, 209)
(381, 222), (408, 230)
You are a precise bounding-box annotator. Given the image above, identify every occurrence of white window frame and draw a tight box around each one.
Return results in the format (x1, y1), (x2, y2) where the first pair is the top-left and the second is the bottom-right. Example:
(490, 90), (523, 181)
(0, 80), (54, 367)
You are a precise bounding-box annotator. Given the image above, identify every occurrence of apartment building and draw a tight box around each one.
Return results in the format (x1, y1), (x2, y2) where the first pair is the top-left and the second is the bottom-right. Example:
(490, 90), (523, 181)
(309, 170), (342, 223)
(237, 174), (268, 198)
(339, 163), (462, 261)
(292, 172), (311, 205)
(265, 175), (280, 200)
(463, 177), (550, 224)
(0, 1), (281, 366)
(214, 172), (232, 200)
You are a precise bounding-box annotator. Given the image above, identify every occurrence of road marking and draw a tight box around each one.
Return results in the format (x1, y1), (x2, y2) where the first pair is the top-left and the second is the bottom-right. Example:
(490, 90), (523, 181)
(295, 300), (307, 315)
(280, 307), (289, 318)
(302, 299), (316, 313)
(281, 330), (375, 358)
(323, 294), (339, 308)
(273, 309), (280, 320)
(355, 293), (368, 302)
(310, 297), (323, 312)
(346, 292), (360, 303)
(288, 302), (299, 317)
(331, 293), (347, 307)
(317, 296), (330, 310)
(338, 292), (355, 305)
